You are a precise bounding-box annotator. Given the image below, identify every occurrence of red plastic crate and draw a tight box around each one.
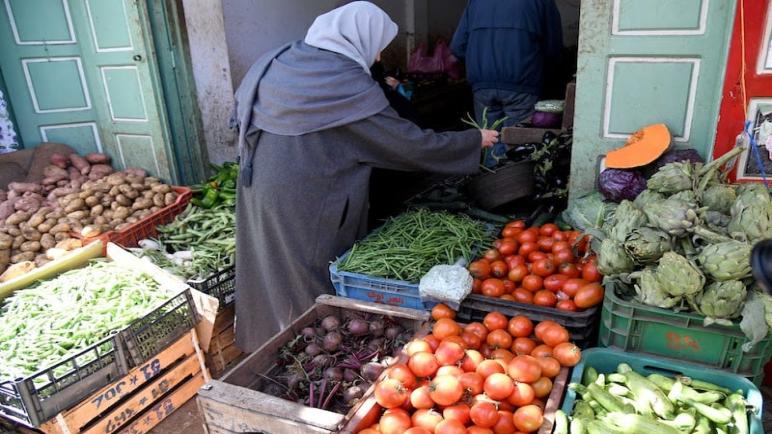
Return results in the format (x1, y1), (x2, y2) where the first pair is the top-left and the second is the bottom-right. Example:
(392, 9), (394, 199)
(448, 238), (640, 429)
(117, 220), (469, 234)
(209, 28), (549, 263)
(83, 186), (191, 249)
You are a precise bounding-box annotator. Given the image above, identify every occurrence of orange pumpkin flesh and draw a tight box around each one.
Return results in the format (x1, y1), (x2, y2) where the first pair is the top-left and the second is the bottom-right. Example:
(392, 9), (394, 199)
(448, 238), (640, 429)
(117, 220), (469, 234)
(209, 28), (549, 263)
(605, 123), (671, 169)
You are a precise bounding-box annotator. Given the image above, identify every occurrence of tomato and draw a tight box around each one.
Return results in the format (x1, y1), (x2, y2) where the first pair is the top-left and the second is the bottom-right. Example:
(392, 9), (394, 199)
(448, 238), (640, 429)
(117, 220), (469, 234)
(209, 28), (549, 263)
(527, 251), (547, 262)
(533, 290), (557, 307)
(498, 239), (519, 256)
(435, 419), (468, 434)
(470, 402), (500, 428)
(432, 304), (456, 321)
(492, 348), (515, 362)
(484, 372), (514, 400)
(507, 382), (535, 407)
(481, 279), (506, 298)
(537, 237), (555, 253)
(461, 350), (484, 372)
(507, 264), (529, 283)
(412, 409), (444, 431)
(552, 231), (567, 241)
(553, 342), (582, 367)
(543, 274), (568, 293)
(490, 261), (509, 278)
(575, 283), (604, 308)
(460, 372), (485, 395)
(434, 318), (463, 340)
(437, 365), (464, 377)
(581, 261), (602, 283)
(513, 288), (533, 304)
(462, 331), (483, 350)
(484, 248), (502, 261)
(406, 339), (433, 356)
(443, 404), (472, 425)
(409, 352), (440, 377)
(506, 220), (527, 229)
(558, 262), (580, 278)
(501, 226), (522, 239)
(502, 281), (516, 295)
(518, 242), (538, 257)
(465, 322), (489, 340)
(507, 355), (542, 383)
(423, 334), (441, 352)
(551, 240), (571, 252)
(534, 320), (560, 342)
(574, 233), (590, 255)
(530, 344), (553, 358)
(561, 278), (587, 298)
(531, 377), (552, 398)
(540, 324), (569, 347)
(473, 278), (483, 294)
(404, 428), (432, 434)
(379, 408), (412, 434)
(513, 405), (543, 433)
(359, 428), (379, 434)
(511, 337), (537, 356)
(537, 223), (557, 236)
(436, 340), (466, 366)
(493, 410), (517, 434)
(553, 248), (575, 265)
(410, 385), (434, 409)
(505, 255), (526, 269)
(468, 427), (494, 434)
(476, 359), (505, 378)
(483, 312), (508, 331)
(469, 260), (492, 279)
(480, 343), (494, 359)
(536, 357), (561, 379)
(375, 378), (409, 408)
(486, 329), (513, 350)
(556, 300), (578, 311)
(507, 316), (534, 338)
(386, 364), (417, 389)
(430, 375), (464, 406)
(516, 229), (538, 244)
(522, 275), (543, 292)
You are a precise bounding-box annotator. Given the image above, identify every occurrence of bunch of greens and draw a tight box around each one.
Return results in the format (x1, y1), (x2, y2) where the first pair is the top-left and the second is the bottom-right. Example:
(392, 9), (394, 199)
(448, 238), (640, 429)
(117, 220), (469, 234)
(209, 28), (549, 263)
(461, 108), (507, 169)
(338, 210), (491, 282)
(0, 260), (168, 381)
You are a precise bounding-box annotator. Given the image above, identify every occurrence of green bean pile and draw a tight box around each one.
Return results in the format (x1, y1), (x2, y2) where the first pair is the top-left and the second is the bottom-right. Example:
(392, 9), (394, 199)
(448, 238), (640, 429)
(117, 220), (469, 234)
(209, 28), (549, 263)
(338, 210), (491, 282)
(0, 260), (169, 381)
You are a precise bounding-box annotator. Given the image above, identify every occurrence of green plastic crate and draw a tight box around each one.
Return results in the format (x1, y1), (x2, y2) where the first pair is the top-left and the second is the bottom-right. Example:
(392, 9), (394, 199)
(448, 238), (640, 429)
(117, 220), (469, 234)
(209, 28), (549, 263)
(599, 284), (772, 385)
(561, 348), (764, 434)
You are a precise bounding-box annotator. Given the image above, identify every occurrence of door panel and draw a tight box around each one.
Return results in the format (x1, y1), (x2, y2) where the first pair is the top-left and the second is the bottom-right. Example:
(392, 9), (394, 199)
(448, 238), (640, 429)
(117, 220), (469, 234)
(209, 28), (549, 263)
(0, 0), (175, 180)
(569, 0), (736, 198)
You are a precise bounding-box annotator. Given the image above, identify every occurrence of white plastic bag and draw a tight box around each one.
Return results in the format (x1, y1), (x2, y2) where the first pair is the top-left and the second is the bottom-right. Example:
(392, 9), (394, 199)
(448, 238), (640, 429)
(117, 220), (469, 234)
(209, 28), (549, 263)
(418, 258), (473, 310)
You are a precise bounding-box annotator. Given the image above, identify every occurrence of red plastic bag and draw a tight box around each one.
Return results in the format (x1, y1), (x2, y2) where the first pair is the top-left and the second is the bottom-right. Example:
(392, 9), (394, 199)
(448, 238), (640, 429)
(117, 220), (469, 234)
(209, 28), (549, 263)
(408, 39), (463, 79)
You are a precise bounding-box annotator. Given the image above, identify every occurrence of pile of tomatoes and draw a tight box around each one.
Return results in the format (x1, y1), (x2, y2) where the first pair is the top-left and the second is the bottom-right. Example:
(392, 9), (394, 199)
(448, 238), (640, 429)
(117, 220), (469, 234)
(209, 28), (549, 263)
(468, 220), (604, 311)
(362, 306), (582, 434)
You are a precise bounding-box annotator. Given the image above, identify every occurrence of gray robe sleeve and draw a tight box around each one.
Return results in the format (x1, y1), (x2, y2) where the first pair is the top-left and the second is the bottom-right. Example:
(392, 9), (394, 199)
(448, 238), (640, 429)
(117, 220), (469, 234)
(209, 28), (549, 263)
(345, 107), (482, 175)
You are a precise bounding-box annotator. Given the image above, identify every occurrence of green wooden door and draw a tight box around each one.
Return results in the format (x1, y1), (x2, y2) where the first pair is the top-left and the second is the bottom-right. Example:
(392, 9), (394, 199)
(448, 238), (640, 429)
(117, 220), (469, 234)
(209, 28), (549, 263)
(569, 0), (737, 198)
(0, 0), (176, 180)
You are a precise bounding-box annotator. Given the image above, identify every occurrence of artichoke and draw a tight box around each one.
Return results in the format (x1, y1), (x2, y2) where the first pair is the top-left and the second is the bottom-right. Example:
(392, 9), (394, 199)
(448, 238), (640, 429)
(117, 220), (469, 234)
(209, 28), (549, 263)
(648, 162), (694, 194)
(728, 201), (772, 243)
(694, 280), (746, 319)
(655, 252), (705, 297)
(597, 238), (635, 276)
(701, 185), (736, 214)
(696, 240), (752, 281)
(624, 228), (671, 264)
(670, 190), (699, 208)
(609, 200), (648, 243)
(633, 268), (682, 309)
(735, 183), (770, 205)
(634, 190), (664, 209)
(643, 197), (699, 236)
(701, 210), (730, 234)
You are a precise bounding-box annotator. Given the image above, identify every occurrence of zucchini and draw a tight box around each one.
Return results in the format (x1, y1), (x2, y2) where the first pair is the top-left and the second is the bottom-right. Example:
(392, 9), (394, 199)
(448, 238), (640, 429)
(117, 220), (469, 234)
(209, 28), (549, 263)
(573, 401), (595, 420)
(668, 381), (723, 405)
(619, 368), (674, 419)
(607, 373), (627, 384)
(587, 383), (635, 413)
(691, 416), (712, 434)
(570, 418), (589, 434)
(583, 366), (599, 386)
(646, 373), (675, 392)
(676, 375), (731, 394)
(601, 412), (681, 434)
(726, 393), (749, 434)
(596, 373), (606, 387)
(586, 420), (625, 434)
(684, 399), (732, 424)
(659, 412), (696, 432)
(607, 383), (630, 397)
(554, 410), (569, 434)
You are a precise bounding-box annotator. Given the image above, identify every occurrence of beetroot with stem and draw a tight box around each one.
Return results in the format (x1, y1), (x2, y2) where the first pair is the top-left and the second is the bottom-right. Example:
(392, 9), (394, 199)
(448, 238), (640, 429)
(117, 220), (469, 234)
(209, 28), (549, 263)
(301, 327), (317, 339)
(343, 385), (366, 404)
(305, 343), (322, 357)
(347, 318), (369, 336)
(361, 362), (385, 382)
(384, 325), (403, 340)
(369, 320), (384, 337)
(323, 332), (343, 352)
(321, 315), (340, 332)
(324, 367), (343, 382)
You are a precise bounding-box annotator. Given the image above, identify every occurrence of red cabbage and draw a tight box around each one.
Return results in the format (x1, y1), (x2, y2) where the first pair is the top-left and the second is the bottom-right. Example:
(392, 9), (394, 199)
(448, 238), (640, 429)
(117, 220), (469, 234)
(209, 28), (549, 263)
(652, 148), (703, 171)
(532, 112), (562, 128)
(598, 169), (647, 202)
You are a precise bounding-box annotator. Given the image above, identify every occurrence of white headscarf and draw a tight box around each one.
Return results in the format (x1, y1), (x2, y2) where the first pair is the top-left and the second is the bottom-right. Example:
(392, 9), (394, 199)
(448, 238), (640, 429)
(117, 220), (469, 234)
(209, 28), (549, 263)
(304, 2), (398, 74)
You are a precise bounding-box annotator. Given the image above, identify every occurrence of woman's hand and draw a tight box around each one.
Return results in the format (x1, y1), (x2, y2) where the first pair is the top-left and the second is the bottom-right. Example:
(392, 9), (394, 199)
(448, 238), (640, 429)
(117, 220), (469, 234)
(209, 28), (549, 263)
(385, 76), (400, 90)
(480, 129), (500, 148)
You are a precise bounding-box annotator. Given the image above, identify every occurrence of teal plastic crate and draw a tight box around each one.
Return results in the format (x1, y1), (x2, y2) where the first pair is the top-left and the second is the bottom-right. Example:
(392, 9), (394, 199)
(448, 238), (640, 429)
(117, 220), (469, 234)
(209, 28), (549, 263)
(599, 284), (772, 385)
(561, 348), (764, 434)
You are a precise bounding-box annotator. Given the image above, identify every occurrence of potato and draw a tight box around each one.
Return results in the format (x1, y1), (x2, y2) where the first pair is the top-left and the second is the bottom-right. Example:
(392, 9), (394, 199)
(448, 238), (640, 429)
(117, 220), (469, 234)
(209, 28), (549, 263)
(55, 239), (82, 251)
(79, 189), (94, 200)
(131, 198), (152, 211)
(92, 182), (111, 193)
(164, 192), (178, 206)
(89, 164), (114, 180)
(6, 211), (30, 226)
(126, 216), (138, 224)
(0, 261), (35, 281)
(20, 241), (41, 253)
(69, 154), (91, 175)
(11, 251), (35, 263)
(50, 223), (71, 234)
(0, 199), (18, 221)
(115, 194), (131, 207)
(107, 186), (120, 197)
(142, 190), (155, 199)
(12, 235), (24, 250)
(40, 233), (55, 250)
(115, 223), (131, 231)
(66, 210), (88, 220)
(85, 196), (100, 207)
(106, 173), (126, 186)
(89, 204), (103, 217)
(8, 182), (41, 195)
(152, 193), (165, 208)
(130, 182), (146, 191)
(68, 166), (81, 180)
(94, 216), (108, 225)
(46, 210), (63, 220)
(27, 213), (44, 229)
(85, 152), (110, 164)
(80, 225), (103, 238)
(37, 219), (56, 234)
(0, 248), (9, 267)
(14, 197), (40, 213)
(64, 198), (85, 213)
(151, 184), (171, 194)
(109, 201), (120, 211)
(113, 207), (131, 220)
(5, 225), (20, 237)
(50, 152), (69, 169)
(54, 232), (70, 242)
(149, 206), (161, 213)
(101, 197), (113, 208)
(21, 226), (41, 241)
(102, 209), (114, 220)
(44, 165), (69, 180)
(0, 233), (12, 250)
(34, 254), (51, 268)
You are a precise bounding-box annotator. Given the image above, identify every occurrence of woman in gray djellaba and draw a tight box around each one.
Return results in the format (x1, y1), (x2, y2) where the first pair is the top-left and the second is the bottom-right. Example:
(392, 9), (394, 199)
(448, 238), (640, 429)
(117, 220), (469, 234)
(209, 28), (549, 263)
(233, 2), (499, 352)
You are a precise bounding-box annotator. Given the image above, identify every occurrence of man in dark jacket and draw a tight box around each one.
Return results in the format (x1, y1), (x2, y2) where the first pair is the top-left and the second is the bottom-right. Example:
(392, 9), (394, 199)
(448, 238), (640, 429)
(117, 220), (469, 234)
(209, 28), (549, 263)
(451, 0), (563, 127)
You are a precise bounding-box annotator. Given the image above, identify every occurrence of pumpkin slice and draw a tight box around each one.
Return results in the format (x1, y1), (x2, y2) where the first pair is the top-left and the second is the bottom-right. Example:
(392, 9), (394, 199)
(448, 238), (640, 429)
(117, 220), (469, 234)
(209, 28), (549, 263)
(605, 123), (671, 169)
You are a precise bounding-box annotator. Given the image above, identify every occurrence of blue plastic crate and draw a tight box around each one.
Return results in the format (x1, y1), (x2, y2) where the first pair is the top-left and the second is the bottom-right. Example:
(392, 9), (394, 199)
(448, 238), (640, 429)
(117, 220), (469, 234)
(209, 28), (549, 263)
(329, 251), (435, 310)
(561, 348), (764, 434)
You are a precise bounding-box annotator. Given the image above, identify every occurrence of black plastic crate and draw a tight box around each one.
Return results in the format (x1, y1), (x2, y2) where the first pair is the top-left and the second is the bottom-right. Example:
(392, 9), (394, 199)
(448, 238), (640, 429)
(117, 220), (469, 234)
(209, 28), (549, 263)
(121, 289), (198, 366)
(0, 333), (128, 427)
(187, 265), (235, 310)
(457, 294), (600, 348)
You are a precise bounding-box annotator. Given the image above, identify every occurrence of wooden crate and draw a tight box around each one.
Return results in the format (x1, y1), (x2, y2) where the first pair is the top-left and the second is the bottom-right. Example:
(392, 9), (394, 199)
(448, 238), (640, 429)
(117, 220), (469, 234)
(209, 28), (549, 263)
(197, 295), (430, 434)
(205, 304), (243, 378)
(37, 330), (210, 434)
